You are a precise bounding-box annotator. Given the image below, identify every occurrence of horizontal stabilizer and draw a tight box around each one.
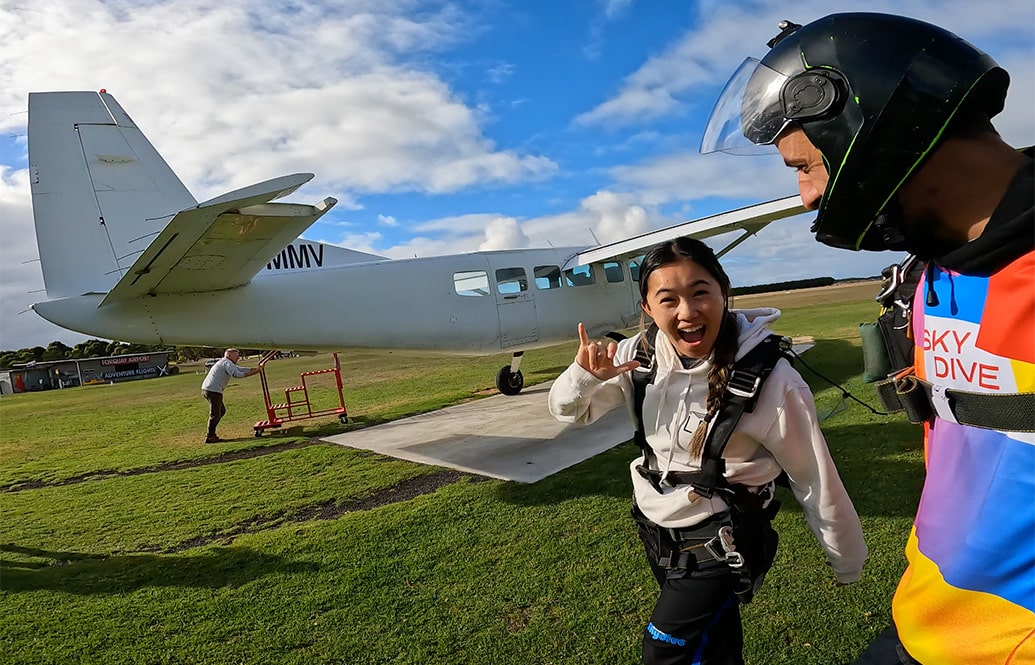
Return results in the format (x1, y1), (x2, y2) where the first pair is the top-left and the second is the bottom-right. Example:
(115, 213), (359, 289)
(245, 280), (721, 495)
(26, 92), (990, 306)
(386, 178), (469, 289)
(100, 174), (337, 305)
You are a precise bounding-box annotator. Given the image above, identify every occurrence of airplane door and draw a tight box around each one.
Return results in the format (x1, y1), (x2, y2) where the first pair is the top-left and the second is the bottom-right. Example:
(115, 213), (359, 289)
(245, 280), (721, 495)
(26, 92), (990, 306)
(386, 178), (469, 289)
(493, 266), (538, 348)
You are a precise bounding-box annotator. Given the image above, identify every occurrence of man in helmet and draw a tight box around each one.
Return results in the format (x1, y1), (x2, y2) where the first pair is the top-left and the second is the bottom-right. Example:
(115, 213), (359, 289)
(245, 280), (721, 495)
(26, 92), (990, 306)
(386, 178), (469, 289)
(702, 12), (1033, 665)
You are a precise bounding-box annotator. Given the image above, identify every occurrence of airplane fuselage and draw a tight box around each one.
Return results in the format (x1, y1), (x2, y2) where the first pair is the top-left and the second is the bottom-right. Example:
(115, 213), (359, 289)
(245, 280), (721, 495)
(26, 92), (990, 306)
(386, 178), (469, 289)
(33, 246), (645, 353)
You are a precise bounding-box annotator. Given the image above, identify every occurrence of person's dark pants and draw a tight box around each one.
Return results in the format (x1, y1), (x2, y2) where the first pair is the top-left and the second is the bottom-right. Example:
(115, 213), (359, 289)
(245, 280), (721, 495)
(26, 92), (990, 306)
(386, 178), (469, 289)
(634, 506), (744, 665)
(642, 552), (743, 665)
(848, 625), (921, 665)
(203, 390), (226, 436)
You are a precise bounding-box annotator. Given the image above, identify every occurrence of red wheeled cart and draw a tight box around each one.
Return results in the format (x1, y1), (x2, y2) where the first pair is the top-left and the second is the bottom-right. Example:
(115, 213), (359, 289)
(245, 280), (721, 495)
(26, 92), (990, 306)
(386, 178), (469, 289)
(253, 350), (348, 436)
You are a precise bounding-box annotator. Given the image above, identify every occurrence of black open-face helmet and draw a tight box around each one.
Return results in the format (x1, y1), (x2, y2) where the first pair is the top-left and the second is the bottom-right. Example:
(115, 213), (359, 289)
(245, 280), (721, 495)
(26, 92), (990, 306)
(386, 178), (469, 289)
(701, 13), (1009, 251)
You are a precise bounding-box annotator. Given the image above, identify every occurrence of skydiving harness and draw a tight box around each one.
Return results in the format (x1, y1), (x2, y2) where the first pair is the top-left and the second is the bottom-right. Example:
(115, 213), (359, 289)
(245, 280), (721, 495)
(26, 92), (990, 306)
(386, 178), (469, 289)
(629, 325), (789, 601)
(869, 255), (1035, 433)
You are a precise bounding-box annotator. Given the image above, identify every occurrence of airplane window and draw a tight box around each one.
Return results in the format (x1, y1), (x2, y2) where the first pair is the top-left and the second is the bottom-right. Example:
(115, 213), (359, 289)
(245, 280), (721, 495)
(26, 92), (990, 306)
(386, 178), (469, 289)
(629, 257), (643, 282)
(496, 267), (528, 295)
(564, 264), (595, 287)
(534, 265), (563, 290)
(454, 270), (490, 296)
(603, 261), (624, 283)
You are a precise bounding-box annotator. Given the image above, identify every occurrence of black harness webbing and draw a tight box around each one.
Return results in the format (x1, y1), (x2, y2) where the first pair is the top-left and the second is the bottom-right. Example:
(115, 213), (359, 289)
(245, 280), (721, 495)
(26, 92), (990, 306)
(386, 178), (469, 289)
(630, 329), (791, 500)
(875, 374), (1035, 432)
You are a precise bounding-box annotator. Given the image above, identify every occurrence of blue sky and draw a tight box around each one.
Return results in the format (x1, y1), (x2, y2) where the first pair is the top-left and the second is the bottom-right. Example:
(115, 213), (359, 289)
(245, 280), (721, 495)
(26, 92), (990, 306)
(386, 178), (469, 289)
(1, 0), (1032, 350)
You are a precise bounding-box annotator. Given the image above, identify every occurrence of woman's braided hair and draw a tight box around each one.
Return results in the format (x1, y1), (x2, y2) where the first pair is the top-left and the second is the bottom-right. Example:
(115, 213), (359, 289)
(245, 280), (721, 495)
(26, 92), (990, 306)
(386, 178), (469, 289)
(637, 237), (739, 459)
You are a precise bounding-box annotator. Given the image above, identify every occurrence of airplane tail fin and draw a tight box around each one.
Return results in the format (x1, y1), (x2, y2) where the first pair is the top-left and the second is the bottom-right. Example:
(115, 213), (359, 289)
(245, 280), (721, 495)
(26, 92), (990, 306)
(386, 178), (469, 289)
(28, 91), (198, 299)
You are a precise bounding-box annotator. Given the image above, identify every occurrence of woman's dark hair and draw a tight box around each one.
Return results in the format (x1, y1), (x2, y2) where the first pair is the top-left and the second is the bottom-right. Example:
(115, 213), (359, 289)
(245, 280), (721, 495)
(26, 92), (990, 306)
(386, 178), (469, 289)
(638, 237), (739, 458)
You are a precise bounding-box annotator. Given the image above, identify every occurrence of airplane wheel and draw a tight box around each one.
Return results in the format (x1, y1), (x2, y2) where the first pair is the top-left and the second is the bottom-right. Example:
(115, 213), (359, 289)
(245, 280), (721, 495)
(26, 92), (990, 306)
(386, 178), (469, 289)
(496, 366), (524, 395)
(254, 428), (263, 437)
(339, 415), (349, 424)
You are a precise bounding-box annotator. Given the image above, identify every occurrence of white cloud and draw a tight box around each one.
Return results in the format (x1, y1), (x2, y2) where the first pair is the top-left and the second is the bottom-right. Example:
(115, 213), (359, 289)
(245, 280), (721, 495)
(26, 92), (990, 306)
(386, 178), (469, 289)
(0, 166), (91, 349)
(414, 213), (510, 236)
(579, 0), (1035, 130)
(0, 0), (556, 201)
(479, 217), (531, 251)
(610, 150), (792, 205)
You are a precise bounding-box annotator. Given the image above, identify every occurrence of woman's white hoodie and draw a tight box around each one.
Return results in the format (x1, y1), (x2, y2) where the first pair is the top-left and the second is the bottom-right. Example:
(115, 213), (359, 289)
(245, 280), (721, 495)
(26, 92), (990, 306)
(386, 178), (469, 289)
(548, 307), (867, 584)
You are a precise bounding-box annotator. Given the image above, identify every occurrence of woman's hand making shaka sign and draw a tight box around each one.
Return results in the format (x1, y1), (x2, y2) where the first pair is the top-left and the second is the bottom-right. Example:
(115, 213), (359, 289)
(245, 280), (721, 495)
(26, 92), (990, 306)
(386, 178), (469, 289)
(574, 322), (641, 381)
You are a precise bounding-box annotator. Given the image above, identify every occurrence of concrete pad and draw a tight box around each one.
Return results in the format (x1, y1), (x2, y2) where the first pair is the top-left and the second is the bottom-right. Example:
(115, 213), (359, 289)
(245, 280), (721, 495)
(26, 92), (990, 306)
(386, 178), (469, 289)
(321, 342), (814, 484)
(321, 381), (632, 484)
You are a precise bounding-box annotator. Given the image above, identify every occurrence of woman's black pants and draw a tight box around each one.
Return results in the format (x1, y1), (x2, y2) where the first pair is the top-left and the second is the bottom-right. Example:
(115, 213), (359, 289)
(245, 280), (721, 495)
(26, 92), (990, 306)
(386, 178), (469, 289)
(641, 547), (743, 665)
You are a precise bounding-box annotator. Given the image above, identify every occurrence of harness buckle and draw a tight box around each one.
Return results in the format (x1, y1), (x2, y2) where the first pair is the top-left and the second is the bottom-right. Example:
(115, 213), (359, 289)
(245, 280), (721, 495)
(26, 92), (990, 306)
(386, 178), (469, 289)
(716, 525), (745, 569)
(876, 254), (919, 306)
(702, 538), (725, 562)
(929, 384), (959, 425)
(727, 370), (761, 399)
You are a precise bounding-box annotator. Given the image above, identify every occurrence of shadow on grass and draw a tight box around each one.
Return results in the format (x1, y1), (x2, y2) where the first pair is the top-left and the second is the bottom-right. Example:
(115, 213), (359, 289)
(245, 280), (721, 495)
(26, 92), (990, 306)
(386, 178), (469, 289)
(0, 544), (318, 595)
(2, 440), (330, 493)
(495, 418), (924, 521)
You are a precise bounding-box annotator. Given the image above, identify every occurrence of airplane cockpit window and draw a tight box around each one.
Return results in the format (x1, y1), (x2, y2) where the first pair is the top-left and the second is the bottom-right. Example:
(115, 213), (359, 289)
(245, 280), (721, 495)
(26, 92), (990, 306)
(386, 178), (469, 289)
(603, 261), (624, 283)
(454, 270), (490, 296)
(495, 267), (528, 295)
(564, 264), (595, 287)
(534, 265), (563, 290)
(629, 257), (643, 282)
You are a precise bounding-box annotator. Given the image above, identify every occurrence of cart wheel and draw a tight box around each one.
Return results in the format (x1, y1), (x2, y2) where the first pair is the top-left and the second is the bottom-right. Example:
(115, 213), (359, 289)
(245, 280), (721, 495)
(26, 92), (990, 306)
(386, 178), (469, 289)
(254, 428), (263, 437)
(338, 415), (349, 425)
(495, 366), (524, 395)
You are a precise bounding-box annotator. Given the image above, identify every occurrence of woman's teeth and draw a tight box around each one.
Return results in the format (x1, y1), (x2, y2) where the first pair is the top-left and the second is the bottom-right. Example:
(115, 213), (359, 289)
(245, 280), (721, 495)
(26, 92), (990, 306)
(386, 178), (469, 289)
(679, 325), (704, 343)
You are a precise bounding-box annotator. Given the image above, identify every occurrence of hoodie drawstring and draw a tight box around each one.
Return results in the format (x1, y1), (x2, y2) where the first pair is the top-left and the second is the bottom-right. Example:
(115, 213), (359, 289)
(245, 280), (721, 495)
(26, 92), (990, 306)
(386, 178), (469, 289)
(925, 262), (940, 307)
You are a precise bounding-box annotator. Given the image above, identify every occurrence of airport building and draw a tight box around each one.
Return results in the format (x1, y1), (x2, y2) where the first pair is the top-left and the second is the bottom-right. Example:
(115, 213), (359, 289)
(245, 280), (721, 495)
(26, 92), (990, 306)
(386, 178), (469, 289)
(0, 352), (175, 394)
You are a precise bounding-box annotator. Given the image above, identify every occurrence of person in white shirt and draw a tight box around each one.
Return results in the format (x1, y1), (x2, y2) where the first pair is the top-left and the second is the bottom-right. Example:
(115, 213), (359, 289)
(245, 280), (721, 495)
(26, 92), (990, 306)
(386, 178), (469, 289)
(549, 237), (866, 665)
(200, 348), (259, 443)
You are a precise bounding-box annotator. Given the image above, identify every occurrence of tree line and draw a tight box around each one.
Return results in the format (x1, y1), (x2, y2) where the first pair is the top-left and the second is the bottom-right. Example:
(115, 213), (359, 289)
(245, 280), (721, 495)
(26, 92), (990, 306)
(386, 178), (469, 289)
(0, 340), (264, 370)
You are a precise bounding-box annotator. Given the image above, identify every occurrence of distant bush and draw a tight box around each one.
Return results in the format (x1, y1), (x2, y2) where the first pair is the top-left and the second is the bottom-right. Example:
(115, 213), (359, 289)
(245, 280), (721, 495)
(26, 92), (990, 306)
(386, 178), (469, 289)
(731, 277), (836, 296)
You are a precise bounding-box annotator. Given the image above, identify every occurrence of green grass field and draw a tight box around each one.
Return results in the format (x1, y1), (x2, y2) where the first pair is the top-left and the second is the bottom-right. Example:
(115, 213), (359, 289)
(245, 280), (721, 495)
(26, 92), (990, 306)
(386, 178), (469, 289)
(0, 283), (924, 665)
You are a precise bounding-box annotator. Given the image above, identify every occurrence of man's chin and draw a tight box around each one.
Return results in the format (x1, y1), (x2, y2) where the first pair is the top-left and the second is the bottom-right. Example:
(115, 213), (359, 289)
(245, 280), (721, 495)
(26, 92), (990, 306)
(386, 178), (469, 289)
(901, 216), (961, 260)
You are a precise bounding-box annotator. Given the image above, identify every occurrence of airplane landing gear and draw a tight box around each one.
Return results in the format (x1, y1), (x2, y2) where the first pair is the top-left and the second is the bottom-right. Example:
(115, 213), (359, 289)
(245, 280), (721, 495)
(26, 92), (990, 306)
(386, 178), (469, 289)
(495, 350), (525, 395)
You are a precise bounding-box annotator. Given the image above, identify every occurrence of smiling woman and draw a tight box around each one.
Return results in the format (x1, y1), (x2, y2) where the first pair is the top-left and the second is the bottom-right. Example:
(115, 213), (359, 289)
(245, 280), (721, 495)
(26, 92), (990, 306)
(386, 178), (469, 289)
(549, 236), (867, 665)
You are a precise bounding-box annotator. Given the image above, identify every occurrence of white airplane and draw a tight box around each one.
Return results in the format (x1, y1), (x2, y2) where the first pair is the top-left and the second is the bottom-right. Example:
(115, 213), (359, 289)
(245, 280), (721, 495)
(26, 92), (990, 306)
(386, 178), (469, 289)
(25, 90), (805, 394)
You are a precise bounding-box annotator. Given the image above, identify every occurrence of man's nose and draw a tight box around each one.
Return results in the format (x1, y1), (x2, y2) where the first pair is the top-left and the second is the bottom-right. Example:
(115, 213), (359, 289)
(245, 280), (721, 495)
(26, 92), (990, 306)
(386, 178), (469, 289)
(798, 173), (822, 210)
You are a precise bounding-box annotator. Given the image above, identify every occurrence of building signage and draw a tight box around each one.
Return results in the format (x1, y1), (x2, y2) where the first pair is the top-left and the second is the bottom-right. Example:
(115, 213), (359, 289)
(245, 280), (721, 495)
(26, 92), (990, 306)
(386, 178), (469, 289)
(100, 355), (151, 366)
(101, 366), (161, 380)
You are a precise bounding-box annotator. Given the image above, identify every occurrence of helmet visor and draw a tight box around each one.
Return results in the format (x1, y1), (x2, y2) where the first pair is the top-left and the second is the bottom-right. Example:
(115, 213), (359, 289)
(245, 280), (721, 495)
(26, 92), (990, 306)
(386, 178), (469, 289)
(701, 58), (789, 155)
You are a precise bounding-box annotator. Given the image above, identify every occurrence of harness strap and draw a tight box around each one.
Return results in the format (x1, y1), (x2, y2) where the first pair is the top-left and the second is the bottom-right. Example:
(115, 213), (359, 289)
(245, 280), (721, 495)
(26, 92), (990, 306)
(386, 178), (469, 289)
(876, 373), (1035, 432)
(630, 330), (790, 497)
(631, 323), (660, 472)
(694, 334), (789, 500)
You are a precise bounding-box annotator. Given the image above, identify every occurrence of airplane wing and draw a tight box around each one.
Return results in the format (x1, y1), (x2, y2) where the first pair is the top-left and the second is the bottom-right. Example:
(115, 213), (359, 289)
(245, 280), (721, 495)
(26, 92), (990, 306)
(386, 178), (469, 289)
(100, 173), (336, 305)
(563, 196), (806, 269)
